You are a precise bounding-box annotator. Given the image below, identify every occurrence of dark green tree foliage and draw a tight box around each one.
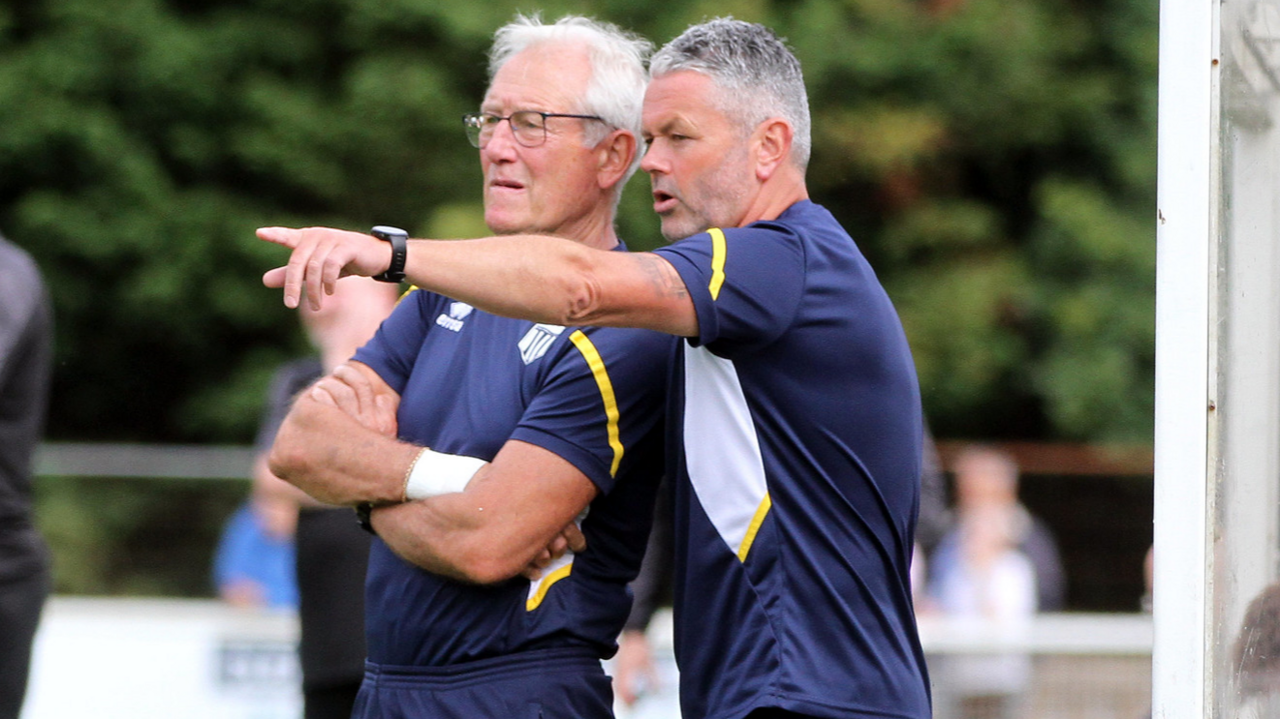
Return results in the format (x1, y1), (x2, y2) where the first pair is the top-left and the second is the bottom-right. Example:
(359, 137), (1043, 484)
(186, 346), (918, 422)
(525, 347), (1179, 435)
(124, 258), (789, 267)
(0, 0), (1156, 444)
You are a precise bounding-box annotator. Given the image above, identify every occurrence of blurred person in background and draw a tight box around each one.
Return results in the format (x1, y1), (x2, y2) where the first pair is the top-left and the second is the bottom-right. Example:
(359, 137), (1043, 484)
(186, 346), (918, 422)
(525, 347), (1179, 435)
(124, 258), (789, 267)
(925, 445), (1065, 719)
(929, 445), (1065, 612)
(212, 492), (298, 609)
(612, 478), (673, 709)
(251, 276), (398, 718)
(264, 15), (672, 719)
(0, 234), (54, 719)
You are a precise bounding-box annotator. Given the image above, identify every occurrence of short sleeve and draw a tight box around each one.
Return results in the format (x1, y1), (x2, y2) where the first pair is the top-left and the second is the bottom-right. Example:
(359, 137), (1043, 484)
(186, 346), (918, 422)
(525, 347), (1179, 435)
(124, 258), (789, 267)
(352, 289), (436, 393)
(510, 326), (671, 496)
(653, 224), (806, 353)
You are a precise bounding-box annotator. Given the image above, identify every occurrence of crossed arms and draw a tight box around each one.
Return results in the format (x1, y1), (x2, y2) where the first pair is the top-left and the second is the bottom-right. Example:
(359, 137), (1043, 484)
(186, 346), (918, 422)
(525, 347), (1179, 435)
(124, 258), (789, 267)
(269, 361), (593, 584)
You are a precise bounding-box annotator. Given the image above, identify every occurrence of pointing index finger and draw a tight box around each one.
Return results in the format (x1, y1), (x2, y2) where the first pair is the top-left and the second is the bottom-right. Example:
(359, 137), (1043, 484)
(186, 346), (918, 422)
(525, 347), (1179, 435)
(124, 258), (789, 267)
(257, 227), (306, 308)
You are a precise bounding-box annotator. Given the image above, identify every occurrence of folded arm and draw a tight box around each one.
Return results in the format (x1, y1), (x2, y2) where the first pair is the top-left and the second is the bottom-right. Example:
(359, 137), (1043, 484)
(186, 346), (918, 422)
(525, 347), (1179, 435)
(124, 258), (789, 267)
(267, 361), (415, 506)
(372, 439), (597, 584)
(271, 360), (593, 584)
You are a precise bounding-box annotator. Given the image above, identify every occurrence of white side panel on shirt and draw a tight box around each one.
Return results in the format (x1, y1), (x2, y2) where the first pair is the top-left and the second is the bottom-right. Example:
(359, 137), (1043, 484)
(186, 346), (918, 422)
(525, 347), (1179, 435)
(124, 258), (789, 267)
(682, 345), (769, 557)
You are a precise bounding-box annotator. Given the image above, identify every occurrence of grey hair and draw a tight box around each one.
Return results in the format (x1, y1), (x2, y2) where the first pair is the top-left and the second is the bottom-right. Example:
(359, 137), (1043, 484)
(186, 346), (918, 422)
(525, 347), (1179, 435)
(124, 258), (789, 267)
(650, 18), (811, 169)
(488, 15), (652, 187)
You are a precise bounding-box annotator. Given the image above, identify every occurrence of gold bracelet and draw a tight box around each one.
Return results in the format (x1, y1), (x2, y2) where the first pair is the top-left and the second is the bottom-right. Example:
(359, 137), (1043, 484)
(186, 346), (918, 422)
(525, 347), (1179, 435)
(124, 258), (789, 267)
(401, 447), (427, 503)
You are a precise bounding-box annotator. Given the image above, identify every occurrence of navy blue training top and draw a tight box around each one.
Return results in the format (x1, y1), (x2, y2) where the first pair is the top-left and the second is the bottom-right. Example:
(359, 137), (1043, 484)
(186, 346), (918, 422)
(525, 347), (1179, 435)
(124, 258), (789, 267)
(652, 201), (931, 719)
(353, 280), (672, 667)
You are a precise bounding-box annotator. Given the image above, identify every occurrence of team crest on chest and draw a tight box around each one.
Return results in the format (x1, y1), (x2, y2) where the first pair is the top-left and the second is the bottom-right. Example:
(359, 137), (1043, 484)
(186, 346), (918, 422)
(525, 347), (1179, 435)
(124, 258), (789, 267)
(518, 323), (566, 364)
(435, 302), (473, 332)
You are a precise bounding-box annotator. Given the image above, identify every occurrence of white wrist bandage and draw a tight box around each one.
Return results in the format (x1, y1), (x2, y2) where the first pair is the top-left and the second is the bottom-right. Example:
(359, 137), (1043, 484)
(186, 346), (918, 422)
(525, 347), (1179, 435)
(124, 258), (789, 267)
(402, 448), (486, 501)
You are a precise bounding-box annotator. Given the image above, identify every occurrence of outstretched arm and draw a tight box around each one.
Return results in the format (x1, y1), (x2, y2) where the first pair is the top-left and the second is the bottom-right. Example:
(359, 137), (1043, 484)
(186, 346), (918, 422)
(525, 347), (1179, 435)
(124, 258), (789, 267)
(256, 227), (698, 337)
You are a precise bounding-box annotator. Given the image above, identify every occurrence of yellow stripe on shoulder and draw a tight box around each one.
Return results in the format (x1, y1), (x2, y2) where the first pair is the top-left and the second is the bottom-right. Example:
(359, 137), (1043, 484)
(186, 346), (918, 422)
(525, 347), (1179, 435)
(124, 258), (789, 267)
(737, 492), (772, 562)
(526, 561), (574, 611)
(397, 285), (418, 305)
(568, 330), (624, 476)
(708, 228), (727, 301)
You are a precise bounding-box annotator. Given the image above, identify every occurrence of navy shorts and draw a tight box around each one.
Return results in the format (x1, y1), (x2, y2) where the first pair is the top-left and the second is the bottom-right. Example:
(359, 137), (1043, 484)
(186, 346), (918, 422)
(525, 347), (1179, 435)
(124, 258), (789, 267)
(352, 647), (614, 719)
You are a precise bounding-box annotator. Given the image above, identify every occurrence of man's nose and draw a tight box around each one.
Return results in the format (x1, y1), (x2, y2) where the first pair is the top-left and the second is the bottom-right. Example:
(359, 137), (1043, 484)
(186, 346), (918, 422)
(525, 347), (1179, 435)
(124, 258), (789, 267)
(483, 119), (520, 160)
(639, 143), (666, 174)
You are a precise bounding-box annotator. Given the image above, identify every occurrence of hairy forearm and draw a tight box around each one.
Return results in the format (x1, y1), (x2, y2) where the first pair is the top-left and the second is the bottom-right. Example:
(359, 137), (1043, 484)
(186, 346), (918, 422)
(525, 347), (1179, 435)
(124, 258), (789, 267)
(403, 236), (599, 325)
(371, 487), (534, 584)
(403, 236), (696, 335)
(268, 391), (413, 506)
(258, 226), (697, 336)
(370, 442), (598, 584)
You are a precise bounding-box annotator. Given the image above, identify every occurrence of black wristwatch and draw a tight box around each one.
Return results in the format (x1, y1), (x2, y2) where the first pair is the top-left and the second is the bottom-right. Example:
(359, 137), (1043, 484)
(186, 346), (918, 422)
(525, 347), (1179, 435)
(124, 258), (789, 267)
(370, 225), (408, 283)
(355, 502), (378, 536)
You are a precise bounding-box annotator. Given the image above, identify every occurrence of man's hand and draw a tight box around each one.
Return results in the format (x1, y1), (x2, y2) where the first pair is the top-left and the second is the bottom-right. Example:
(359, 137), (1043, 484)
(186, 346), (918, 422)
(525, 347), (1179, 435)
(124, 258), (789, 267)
(310, 363), (399, 437)
(257, 226), (394, 310)
(268, 362), (415, 508)
(522, 522), (587, 580)
(613, 629), (659, 705)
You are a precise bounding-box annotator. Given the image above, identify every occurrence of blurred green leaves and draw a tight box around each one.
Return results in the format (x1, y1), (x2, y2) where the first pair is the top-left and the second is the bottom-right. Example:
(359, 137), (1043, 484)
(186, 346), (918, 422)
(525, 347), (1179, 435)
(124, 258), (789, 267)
(0, 0), (1156, 445)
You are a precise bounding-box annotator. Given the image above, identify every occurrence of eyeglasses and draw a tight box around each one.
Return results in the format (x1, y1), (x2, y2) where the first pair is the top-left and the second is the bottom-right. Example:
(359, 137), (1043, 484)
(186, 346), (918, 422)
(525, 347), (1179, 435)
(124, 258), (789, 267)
(463, 111), (605, 149)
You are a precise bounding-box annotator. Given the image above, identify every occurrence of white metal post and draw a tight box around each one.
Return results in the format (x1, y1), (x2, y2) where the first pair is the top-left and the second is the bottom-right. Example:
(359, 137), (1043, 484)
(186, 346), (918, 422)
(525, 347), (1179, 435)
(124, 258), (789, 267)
(1153, 0), (1218, 715)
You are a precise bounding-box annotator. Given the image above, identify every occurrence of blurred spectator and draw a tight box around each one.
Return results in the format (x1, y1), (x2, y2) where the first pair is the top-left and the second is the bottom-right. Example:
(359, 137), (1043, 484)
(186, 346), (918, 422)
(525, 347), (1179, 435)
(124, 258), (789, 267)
(912, 425), (949, 606)
(931, 445), (1066, 612)
(925, 445), (1064, 719)
(255, 277), (398, 719)
(614, 477), (674, 708)
(928, 502), (1037, 719)
(212, 496), (298, 609)
(916, 425), (951, 553)
(0, 236), (54, 718)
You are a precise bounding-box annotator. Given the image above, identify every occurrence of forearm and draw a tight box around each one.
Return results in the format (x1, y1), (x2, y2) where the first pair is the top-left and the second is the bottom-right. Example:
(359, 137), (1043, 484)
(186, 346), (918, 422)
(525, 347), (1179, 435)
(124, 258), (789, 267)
(371, 440), (598, 584)
(401, 236), (603, 326)
(268, 390), (413, 506)
(371, 476), (540, 585)
(405, 236), (697, 335)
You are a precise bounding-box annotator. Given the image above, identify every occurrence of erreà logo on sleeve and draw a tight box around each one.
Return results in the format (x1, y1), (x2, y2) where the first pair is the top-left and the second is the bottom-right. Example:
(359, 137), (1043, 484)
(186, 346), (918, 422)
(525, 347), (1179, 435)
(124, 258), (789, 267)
(435, 302), (473, 332)
(518, 323), (566, 365)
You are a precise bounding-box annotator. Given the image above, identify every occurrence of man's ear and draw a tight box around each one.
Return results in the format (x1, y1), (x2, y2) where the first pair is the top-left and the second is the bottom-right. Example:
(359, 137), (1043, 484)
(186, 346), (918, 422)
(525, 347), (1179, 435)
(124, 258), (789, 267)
(753, 119), (793, 181)
(597, 129), (637, 191)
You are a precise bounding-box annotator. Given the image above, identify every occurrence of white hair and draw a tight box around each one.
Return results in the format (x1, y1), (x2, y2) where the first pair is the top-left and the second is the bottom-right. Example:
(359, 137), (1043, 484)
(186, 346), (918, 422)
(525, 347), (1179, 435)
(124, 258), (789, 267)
(488, 15), (652, 187)
(650, 17), (811, 169)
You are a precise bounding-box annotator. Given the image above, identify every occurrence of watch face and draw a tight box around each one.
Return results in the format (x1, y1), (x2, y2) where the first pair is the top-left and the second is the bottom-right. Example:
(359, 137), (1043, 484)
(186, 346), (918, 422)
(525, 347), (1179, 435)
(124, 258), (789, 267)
(372, 225), (408, 241)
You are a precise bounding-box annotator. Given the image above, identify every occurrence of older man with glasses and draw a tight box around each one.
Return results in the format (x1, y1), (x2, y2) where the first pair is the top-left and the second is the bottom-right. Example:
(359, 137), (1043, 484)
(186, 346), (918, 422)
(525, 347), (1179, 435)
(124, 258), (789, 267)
(264, 15), (673, 719)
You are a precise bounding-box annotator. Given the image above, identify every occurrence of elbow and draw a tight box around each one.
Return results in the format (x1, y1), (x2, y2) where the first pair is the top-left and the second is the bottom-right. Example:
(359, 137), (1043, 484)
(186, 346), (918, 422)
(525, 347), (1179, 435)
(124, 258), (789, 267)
(451, 546), (527, 585)
(265, 443), (298, 482)
(442, 533), (530, 585)
(560, 272), (607, 326)
(266, 427), (309, 481)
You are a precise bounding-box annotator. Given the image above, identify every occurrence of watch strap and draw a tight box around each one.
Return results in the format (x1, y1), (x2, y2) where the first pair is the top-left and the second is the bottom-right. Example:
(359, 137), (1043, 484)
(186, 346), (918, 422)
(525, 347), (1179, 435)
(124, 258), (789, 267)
(370, 225), (407, 283)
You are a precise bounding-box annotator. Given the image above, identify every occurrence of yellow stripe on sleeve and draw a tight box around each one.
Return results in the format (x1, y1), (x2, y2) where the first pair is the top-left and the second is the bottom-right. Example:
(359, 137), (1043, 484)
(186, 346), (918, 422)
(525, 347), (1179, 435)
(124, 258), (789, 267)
(568, 331), (624, 477)
(708, 228), (727, 300)
(397, 285), (418, 304)
(526, 561), (574, 611)
(737, 493), (772, 562)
